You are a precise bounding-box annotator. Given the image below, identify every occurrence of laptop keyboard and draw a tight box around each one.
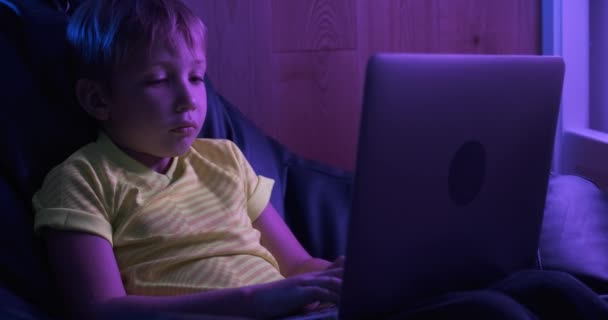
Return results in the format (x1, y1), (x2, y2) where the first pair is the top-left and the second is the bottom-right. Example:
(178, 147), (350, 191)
(279, 306), (338, 320)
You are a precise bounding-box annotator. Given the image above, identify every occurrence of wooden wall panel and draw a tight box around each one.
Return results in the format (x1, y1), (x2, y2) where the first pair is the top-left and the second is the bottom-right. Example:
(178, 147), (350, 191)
(184, 0), (541, 170)
(272, 0), (357, 52)
(249, 0), (278, 137)
(189, 0), (277, 136)
(273, 51), (362, 165)
(189, 0), (255, 117)
(436, 0), (539, 54)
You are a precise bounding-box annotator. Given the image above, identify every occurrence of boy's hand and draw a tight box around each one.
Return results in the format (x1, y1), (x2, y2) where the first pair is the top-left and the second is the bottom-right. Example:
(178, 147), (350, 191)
(300, 256), (346, 313)
(327, 255), (345, 270)
(248, 267), (343, 319)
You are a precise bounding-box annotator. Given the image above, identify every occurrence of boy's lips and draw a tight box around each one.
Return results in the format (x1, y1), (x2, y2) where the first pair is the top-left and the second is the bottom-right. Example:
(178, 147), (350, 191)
(170, 122), (197, 135)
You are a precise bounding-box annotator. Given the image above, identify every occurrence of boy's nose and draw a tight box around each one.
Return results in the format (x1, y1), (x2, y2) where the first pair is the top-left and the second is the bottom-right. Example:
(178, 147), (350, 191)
(174, 86), (197, 113)
(175, 101), (196, 113)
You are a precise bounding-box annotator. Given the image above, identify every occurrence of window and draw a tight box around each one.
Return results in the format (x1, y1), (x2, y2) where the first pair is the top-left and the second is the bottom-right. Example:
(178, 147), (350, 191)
(589, 0), (608, 132)
(544, 0), (608, 188)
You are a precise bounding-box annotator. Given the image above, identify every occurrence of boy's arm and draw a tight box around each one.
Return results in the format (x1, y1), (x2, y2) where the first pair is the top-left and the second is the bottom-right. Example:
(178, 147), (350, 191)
(45, 229), (340, 319)
(252, 203), (344, 277)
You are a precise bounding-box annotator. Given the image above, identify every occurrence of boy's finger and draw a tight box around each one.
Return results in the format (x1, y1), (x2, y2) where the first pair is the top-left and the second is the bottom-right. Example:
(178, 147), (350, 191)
(303, 287), (340, 304)
(303, 276), (342, 293)
(320, 267), (343, 278)
(330, 256), (346, 268)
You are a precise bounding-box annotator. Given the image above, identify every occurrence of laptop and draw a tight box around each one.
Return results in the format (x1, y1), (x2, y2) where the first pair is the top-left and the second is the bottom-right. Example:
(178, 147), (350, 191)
(286, 54), (565, 320)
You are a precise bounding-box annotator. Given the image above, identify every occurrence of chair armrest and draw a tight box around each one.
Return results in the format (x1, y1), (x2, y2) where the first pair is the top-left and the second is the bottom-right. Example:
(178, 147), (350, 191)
(540, 174), (608, 293)
(283, 158), (353, 260)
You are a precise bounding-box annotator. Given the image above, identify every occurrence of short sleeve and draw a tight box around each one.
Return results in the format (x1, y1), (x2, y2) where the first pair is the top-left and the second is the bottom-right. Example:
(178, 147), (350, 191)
(227, 142), (274, 221)
(32, 161), (114, 245)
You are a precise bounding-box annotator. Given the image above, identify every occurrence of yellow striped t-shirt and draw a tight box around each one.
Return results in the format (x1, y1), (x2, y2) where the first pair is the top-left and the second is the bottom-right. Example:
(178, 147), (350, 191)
(32, 133), (285, 295)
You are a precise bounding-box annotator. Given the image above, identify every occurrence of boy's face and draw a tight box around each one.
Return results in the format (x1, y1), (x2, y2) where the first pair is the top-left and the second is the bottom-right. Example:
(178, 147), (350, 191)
(102, 35), (207, 159)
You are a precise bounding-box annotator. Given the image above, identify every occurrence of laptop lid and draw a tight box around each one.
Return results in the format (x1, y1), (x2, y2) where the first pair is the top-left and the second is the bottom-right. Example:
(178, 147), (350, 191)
(339, 54), (565, 319)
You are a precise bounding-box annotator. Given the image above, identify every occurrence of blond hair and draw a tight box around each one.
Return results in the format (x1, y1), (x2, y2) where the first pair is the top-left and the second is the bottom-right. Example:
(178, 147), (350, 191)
(67, 0), (207, 84)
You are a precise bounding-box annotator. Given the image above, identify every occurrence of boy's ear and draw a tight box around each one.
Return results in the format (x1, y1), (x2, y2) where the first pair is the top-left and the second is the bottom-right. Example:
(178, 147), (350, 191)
(75, 79), (111, 121)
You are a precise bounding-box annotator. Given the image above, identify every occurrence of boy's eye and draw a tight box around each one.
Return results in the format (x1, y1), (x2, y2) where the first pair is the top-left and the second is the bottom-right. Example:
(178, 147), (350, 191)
(190, 75), (205, 84)
(144, 78), (167, 86)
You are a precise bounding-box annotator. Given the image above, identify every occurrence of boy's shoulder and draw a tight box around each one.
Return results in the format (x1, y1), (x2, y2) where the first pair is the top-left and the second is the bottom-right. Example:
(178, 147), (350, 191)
(54, 141), (103, 170)
(191, 137), (234, 148)
(188, 138), (245, 168)
(45, 140), (116, 178)
(38, 141), (108, 189)
(190, 138), (239, 157)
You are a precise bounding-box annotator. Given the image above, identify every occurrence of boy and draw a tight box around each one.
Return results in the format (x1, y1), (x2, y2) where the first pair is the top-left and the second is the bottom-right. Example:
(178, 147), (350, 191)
(33, 0), (342, 319)
(32, 0), (608, 319)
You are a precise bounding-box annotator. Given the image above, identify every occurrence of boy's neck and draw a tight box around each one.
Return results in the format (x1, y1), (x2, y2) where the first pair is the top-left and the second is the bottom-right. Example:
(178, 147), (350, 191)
(120, 148), (173, 174)
(108, 137), (173, 174)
